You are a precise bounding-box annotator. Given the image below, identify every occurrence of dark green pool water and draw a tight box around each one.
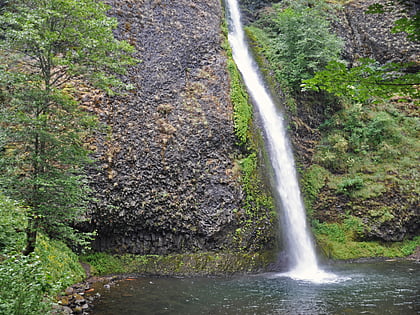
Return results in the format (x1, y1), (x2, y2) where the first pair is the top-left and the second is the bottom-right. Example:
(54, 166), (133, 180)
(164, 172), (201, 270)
(90, 261), (419, 315)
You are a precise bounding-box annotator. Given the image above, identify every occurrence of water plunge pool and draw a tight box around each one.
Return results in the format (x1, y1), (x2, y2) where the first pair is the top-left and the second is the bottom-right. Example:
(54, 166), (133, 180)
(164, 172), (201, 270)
(90, 261), (419, 315)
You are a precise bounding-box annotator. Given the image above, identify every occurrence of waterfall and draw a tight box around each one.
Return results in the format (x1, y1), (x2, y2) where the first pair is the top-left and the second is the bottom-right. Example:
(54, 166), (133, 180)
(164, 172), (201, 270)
(225, 0), (337, 282)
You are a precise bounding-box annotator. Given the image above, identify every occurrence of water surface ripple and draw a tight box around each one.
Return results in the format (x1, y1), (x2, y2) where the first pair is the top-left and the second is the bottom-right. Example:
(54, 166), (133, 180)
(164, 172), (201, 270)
(91, 262), (419, 315)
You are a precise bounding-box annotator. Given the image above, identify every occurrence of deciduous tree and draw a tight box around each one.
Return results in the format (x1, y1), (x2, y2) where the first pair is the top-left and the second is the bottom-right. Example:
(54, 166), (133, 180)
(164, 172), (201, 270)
(0, 0), (136, 254)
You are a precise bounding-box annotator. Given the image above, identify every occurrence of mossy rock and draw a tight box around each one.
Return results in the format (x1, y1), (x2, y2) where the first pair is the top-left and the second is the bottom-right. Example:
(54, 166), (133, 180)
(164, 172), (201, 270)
(82, 251), (277, 276)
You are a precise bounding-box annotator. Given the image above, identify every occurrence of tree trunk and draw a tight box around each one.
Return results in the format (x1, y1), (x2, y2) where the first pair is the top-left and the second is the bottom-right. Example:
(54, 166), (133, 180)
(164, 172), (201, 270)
(22, 216), (38, 255)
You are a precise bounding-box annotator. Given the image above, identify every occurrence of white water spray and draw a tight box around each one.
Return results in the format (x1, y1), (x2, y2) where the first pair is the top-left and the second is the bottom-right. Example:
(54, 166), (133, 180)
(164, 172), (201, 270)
(226, 0), (337, 283)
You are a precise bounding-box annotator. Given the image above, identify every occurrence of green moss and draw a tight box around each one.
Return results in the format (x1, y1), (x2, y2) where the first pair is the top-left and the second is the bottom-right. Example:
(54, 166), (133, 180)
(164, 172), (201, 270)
(227, 59), (253, 145)
(314, 217), (420, 259)
(81, 251), (276, 276)
(366, 207), (395, 224)
(301, 165), (330, 215)
(318, 237), (420, 260)
(244, 26), (272, 77)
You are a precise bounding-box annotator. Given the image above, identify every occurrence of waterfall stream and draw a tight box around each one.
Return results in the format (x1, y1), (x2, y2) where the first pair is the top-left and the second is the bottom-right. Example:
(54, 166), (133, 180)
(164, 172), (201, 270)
(225, 0), (337, 282)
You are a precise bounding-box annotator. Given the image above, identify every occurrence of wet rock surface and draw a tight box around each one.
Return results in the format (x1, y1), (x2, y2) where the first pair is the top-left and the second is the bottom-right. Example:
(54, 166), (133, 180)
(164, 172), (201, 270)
(54, 276), (121, 315)
(87, 0), (248, 254)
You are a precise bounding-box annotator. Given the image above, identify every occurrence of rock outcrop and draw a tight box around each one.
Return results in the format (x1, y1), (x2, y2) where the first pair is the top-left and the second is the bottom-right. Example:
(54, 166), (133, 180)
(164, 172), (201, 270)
(87, 0), (265, 254)
(332, 0), (419, 66)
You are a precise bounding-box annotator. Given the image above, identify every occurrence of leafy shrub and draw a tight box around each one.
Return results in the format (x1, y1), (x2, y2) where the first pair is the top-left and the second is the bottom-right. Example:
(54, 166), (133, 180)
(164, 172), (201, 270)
(35, 235), (85, 290)
(0, 254), (51, 315)
(314, 102), (409, 174)
(302, 59), (420, 103)
(337, 176), (364, 195)
(0, 233), (85, 314)
(253, 0), (343, 91)
(0, 193), (26, 252)
(365, 111), (400, 146)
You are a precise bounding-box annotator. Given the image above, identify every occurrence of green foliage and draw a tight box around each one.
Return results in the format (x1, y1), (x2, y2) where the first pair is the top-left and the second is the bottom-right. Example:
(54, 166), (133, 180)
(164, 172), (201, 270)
(302, 59), (420, 103)
(0, 254), (51, 315)
(313, 102), (417, 176)
(392, 13), (420, 42)
(0, 85), (95, 249)
(0, 192), (85, 314)
(81, 252), (126, 275)
(249, 0), (419, 258)
(0, 0), (136, 92)
(223, 26), (276, 251)
(368, 207), (395, 223)
(34, 234), (86, 289)
(366, 1), (420, 42)
(239, 153), (274, 217)
(0, 193), (26, 251)
(252, 0), (343, 91)
(314, 216), (419, 259)
(234, 152), (276, 251)
(0, 0), (137, 253)
(300, 164), (330, 217)
(313, 216), (365, 243)
(337, 176), (364, 196)
(317, 234), (420, 260)
(227, 59), (253, 145)
(0, 235), (85, 315)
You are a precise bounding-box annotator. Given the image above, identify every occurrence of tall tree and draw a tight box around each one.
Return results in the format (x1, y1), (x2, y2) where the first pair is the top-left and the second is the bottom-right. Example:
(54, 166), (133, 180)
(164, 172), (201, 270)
(0, 0), (136, 254)
(253, 0), (343, 92)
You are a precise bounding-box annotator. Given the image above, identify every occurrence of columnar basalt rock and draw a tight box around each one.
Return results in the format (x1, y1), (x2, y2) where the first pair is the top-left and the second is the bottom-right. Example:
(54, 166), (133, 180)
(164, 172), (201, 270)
(87, 0), (249, 254)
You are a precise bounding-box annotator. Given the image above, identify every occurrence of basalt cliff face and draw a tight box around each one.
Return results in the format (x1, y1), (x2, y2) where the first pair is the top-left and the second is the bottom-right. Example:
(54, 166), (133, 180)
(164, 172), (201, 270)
(88, 0), (250, 254)
(88, 0), (418, 255)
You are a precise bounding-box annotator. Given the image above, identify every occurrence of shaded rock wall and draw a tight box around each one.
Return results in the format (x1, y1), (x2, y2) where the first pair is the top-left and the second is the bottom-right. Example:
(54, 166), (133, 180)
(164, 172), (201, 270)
(333, 0), (419, 65)
(88, 0), (249, 254)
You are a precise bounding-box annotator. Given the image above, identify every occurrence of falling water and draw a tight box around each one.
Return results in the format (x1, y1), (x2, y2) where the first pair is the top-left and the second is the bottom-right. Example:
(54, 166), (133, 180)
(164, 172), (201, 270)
(226, 0), (337, 282)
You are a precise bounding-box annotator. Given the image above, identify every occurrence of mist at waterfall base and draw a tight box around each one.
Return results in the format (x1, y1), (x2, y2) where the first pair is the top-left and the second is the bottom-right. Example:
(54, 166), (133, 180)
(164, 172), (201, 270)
(226, 0), (337, 283)
(90, 261), (419, 315)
